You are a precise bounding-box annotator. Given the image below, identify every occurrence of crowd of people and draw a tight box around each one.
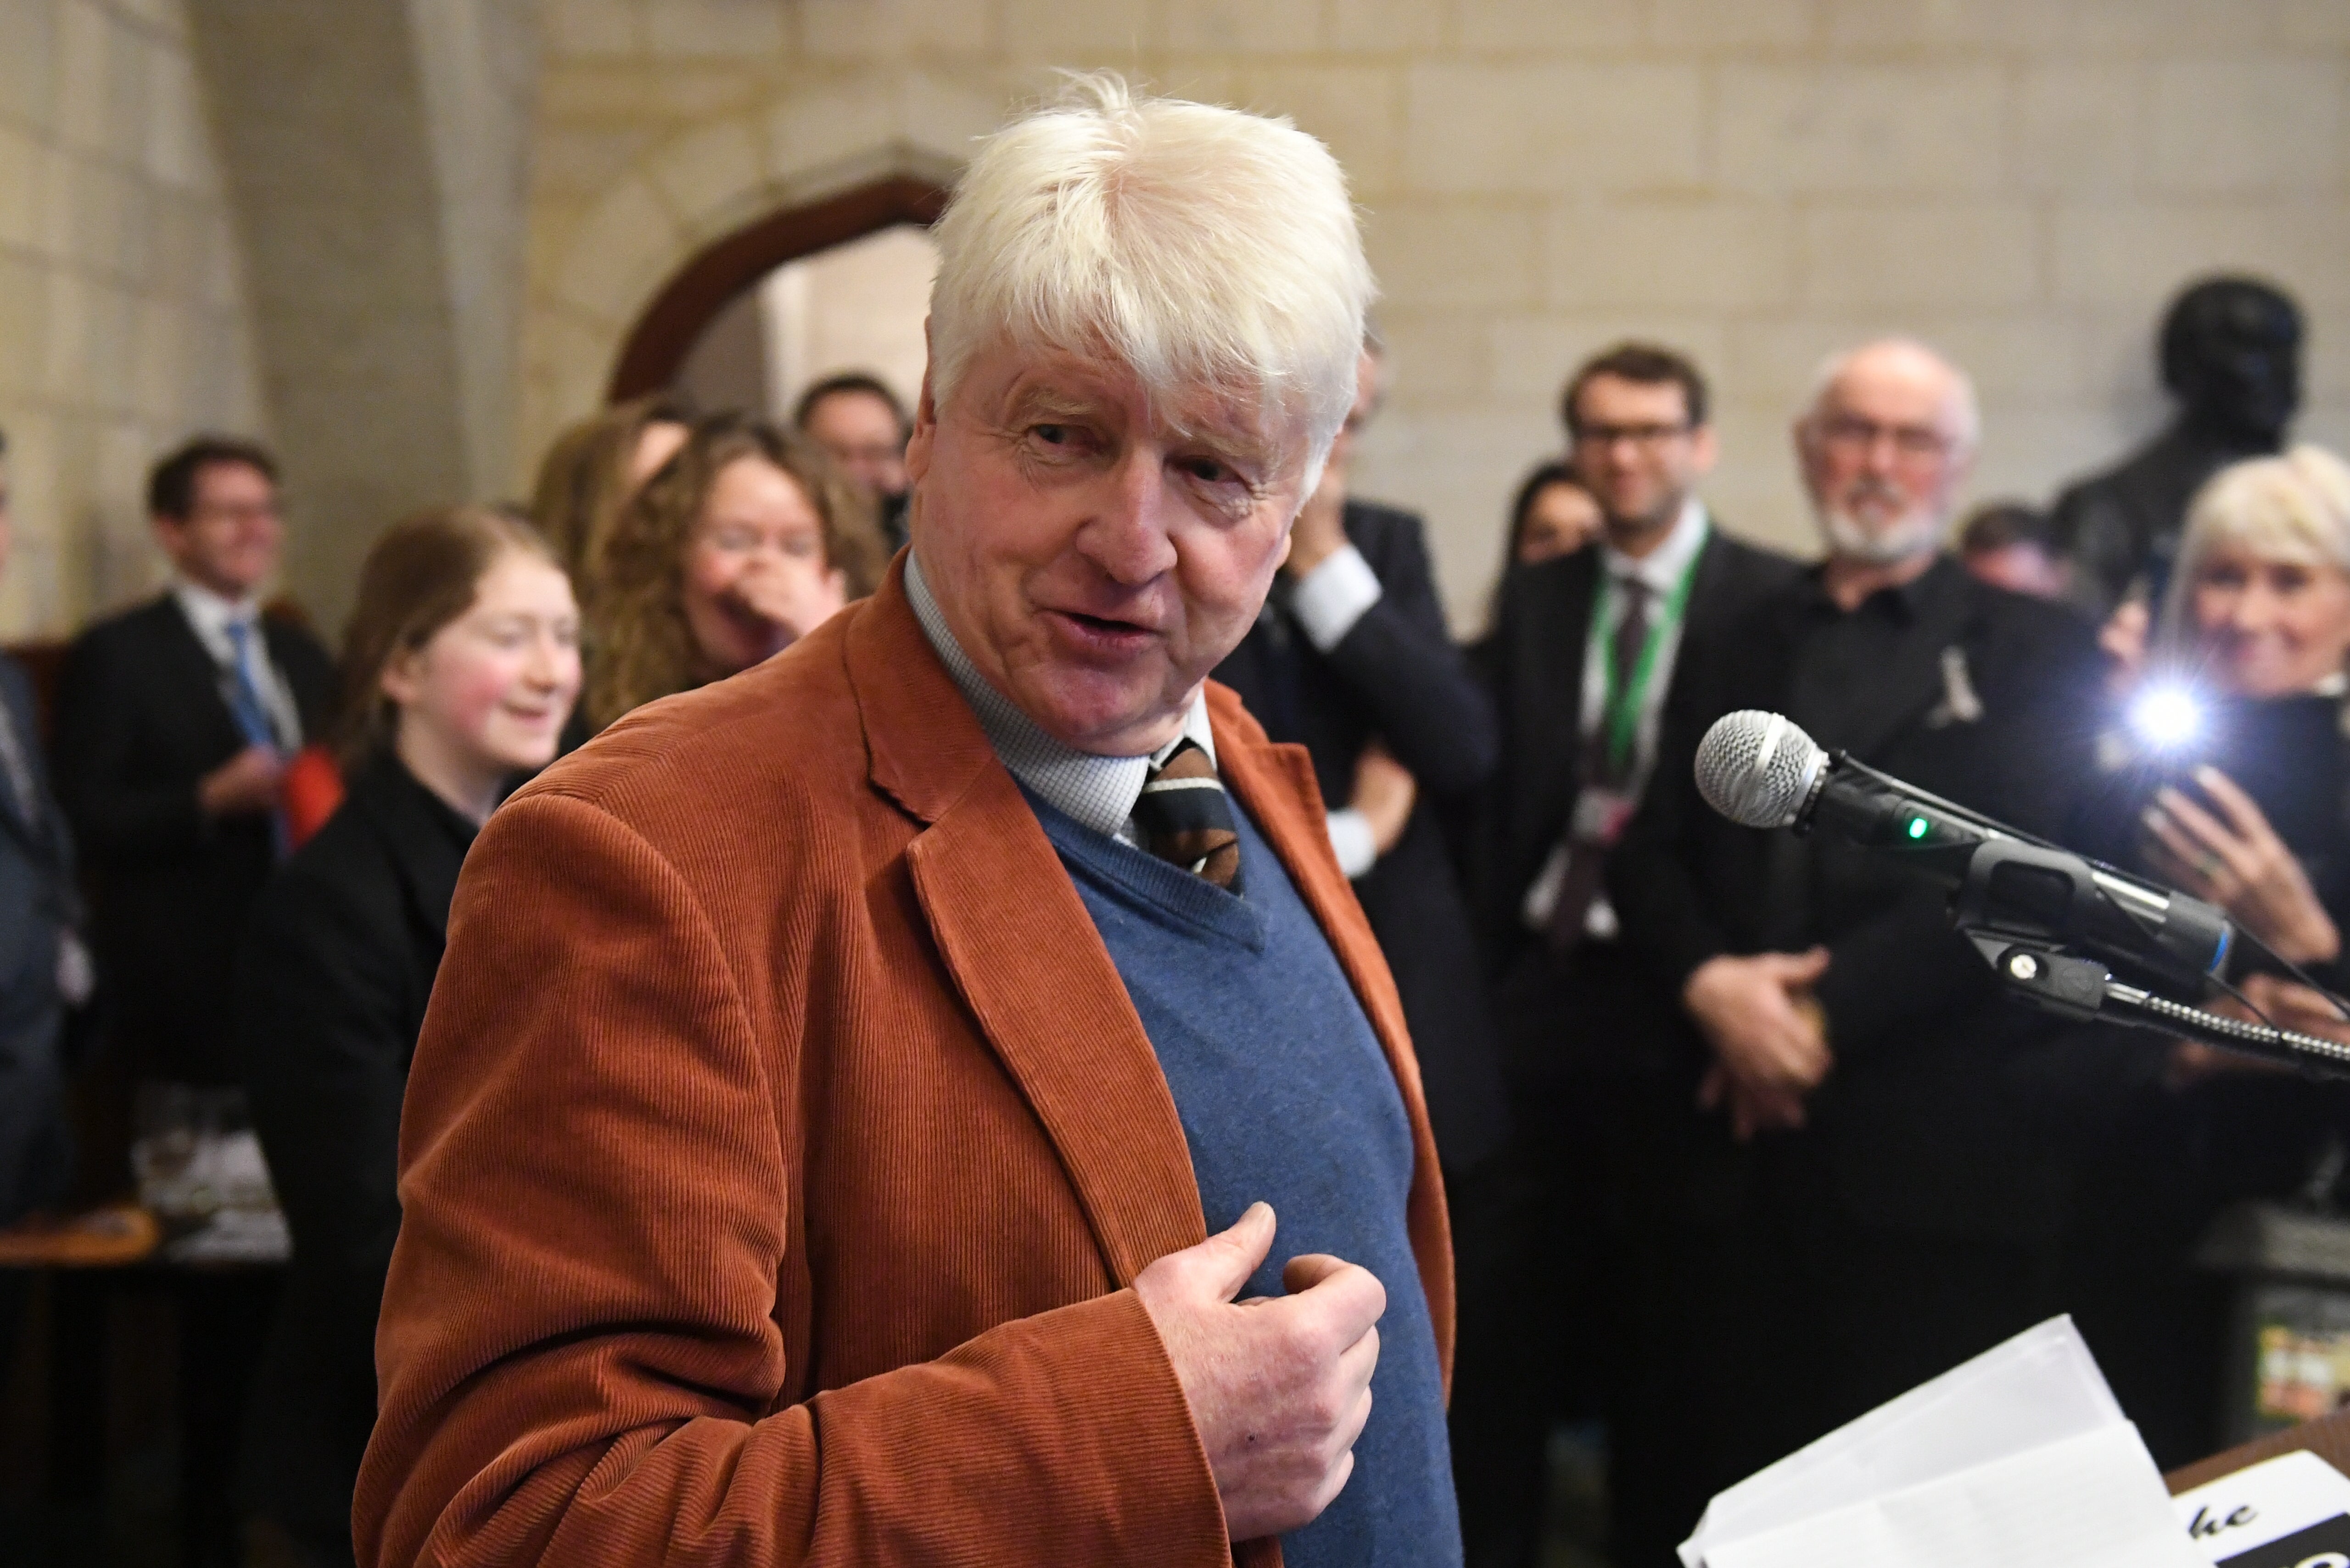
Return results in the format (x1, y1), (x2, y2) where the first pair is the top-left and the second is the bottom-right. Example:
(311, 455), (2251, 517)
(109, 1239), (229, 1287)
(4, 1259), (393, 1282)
(0, 77), (2345, 1568)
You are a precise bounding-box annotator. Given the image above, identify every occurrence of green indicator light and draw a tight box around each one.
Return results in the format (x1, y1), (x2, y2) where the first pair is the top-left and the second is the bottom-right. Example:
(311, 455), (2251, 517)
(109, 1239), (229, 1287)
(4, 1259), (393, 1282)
(1907, 816), (1930, 840)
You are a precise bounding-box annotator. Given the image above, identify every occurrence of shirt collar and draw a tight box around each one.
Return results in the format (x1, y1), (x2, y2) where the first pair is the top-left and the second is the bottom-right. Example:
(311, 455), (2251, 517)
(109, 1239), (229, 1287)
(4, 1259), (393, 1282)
(903, 552), (1214, 840)
(1803, 550), (1953, 623)
(172, 577), (260, 640)
(1601, 497), (1709, 597)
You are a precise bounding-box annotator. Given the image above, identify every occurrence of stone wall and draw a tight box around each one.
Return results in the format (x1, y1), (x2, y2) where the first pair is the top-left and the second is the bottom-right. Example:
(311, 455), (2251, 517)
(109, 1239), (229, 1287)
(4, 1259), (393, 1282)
(0, 0), (264, 638)
(528, 0), (2350, 632)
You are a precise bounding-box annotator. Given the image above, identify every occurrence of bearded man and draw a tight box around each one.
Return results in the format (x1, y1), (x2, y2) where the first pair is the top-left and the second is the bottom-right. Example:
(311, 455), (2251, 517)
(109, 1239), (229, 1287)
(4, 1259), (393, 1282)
(1604, 338), (2108, 1527)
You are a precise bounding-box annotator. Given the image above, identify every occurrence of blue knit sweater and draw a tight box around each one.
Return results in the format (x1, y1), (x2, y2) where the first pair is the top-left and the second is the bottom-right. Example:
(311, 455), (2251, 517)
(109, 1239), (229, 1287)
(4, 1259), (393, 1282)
(1030, 790), (1461, 1567)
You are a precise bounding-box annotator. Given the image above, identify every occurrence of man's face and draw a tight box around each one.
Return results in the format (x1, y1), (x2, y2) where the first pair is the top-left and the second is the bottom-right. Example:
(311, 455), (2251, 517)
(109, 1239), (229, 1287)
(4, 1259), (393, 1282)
(803, 389), (911, 500)
(1797, 355), (1971, 566)
(1568, 374), (1715, 534)
(155, 460), (282, 598)
(906, 339), (1311, 756)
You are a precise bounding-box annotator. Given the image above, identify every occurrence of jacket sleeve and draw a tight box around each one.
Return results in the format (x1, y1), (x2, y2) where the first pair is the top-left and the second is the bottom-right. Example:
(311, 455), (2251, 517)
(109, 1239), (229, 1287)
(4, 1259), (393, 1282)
(1320, 517), (1498, 799)
(52, 632), (209, 863)
(356, 790), (1226, 1568)
(236, 868), (409, 1299)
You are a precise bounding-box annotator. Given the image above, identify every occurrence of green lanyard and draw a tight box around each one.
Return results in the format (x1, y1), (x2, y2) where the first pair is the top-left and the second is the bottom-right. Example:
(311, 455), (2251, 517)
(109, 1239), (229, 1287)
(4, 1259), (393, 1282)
(1596, 532), (1706, 776)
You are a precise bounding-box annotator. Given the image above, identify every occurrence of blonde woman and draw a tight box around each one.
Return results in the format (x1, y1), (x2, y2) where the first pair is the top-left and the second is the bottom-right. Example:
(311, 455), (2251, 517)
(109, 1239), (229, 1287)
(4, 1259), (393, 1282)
(584, 412), (881, 730)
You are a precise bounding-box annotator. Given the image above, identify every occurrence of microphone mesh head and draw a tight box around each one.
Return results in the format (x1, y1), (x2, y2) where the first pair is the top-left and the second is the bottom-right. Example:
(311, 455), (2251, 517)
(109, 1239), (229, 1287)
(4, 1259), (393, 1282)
(1695, 710), (1825, 829)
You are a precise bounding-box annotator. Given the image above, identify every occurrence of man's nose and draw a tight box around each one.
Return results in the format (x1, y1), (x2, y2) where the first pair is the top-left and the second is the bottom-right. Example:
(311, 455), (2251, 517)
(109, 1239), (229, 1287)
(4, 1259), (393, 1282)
(1082, 448), (1181, 584)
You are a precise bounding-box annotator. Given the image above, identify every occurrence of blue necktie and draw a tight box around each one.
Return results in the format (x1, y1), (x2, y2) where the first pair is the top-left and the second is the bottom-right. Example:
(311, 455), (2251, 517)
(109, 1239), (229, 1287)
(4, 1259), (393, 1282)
(224, 619), (289, 856)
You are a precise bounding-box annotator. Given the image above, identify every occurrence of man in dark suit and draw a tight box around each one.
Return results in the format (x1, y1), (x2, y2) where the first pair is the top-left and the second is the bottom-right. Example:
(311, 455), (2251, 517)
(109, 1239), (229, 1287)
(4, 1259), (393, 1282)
(55, 437), (334, 1088)
(1212, 341), (1507, 1181)
(1454, 343), (1798, 1568)
(0, 428), (91, 1369)
(1608, 339), (2106, 1542)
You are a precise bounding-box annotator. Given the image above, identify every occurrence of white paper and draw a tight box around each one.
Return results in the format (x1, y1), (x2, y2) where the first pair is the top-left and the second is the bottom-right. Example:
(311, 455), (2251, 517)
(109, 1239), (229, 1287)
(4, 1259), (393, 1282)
(1701, 1423), (2206, 1568)
(1683, 1316), (2126, 1563)
(2173, 1449), (2350, 1563)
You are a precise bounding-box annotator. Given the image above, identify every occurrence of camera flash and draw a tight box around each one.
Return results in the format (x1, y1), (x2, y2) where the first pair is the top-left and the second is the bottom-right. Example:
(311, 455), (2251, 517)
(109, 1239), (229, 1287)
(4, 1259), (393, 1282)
(2130, 686), (2203, 750)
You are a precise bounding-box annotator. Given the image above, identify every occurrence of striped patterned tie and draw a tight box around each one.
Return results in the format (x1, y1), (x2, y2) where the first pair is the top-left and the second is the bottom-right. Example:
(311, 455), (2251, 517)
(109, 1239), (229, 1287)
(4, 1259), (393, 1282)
(1132, 738), (1242, 892)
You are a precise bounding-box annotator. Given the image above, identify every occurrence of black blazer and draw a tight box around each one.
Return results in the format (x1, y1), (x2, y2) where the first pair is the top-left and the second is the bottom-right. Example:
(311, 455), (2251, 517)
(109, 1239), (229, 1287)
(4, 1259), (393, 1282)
(0, 655), (81, 1224)
(1475, 525), (1801, 966)
(53, 593), (334, 1084)
(1607, 556), (2108, 1238)
(1212, 498), (1509, 1171)
(235, 751), (476, 1536)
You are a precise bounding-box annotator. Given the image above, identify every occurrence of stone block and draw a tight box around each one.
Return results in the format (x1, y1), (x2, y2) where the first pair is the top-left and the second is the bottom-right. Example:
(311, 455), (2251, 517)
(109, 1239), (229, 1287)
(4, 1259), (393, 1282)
(0, 0), (58, 137)
(141, 41), (205, 190)
(1820, 0), (2244, 51)
(0, 125), (42, 253)
(997, 0), (1151, 56)
(1238, 65), (1402, 196)
(2011, 62), (2138, 196)
(1733, 311), (2083, 405)
(1714, 65), (2006, 194)
(543, 0), (639, 56)
(0, 254), (48, 397)
(1371, 309), (1492, 405)
(799, 0), (990, 57)
(1800, 201), (2039, 308)
(646, 0), (787, 60)
(2280, 0), (2350, 46)
(554, 175), (685, 319)
(1544, 200), (1795, 309)
(2148, 59), (2342, 193)
(1326, 0), (1445, 53)
(1486, 311), (1729, 403)
(2053, 204), (2350, 311)
(645, 116), (767, 238)
(1650, 0), (1814, 49)
(131, 297), (183, 422)
(1365, 202), (1541, 308)
(536, 127), (661, 197)
(1455, 0), (1641, 51)
(1159, 0), (1320, 54)
(1404, 63), (1705, 193)
(763, 78), (905, 180)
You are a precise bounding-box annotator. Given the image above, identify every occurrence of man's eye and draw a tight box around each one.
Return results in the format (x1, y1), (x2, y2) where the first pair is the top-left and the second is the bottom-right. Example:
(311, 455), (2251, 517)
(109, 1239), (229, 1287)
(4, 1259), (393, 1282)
(1181, 456), (1236, 485)
(1033, 424), (1071, 446)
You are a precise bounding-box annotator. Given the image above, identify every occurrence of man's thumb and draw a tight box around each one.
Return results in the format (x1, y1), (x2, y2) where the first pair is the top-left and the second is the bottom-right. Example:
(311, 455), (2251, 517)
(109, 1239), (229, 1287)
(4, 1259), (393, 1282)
(1197, 1201), (1276, 1302)
(1779, 945), (1831, 982)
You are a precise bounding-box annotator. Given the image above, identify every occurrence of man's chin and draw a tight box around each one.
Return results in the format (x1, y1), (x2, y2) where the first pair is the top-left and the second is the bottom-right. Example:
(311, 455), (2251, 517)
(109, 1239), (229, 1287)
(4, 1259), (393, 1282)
(1011, 666), (1191, 757)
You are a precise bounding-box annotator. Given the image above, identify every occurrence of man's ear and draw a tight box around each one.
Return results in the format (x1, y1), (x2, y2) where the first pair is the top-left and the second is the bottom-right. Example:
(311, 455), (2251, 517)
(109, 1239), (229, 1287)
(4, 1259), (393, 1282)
(1690, 423), (1721, 477)
(904, 321), (938, 487)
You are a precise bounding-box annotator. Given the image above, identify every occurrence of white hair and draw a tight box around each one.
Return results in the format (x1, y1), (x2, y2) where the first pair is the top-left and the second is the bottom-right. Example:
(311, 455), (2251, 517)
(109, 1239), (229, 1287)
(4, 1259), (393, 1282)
(927, 73), (1373, 468)
(2157, 444), (2350, 651)
(1802, 336), (1981, 452)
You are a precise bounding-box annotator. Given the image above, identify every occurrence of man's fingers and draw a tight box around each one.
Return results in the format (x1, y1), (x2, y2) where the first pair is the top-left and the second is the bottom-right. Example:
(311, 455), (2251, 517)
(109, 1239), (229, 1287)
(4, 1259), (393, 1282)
(1282, 1255), (1387, 1342)
(1772, 946), (1831, 984)
(1196, 1202), (1277, 1302)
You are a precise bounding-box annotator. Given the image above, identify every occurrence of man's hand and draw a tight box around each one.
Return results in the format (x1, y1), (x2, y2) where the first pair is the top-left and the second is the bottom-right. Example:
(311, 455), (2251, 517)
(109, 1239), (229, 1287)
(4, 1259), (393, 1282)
(1684, 949), (1833, 1139)
(1350, 745), (1416, 859)
(1134, 1202), (1385, 1542)
(198, 744), (284, 819)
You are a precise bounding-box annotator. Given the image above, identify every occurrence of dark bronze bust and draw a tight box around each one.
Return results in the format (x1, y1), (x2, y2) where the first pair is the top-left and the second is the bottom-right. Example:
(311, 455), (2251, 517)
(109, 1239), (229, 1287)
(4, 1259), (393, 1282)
(2053, 275), (2304, 617)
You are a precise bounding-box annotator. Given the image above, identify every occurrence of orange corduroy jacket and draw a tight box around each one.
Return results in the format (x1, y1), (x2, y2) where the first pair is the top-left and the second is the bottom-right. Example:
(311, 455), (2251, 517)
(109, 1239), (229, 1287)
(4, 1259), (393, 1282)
(354, 557), (1454, 1568)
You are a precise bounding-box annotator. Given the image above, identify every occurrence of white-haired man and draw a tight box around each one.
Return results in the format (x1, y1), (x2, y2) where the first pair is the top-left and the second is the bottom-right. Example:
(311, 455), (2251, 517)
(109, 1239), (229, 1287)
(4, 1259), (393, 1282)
(356, 81), (1460, 1568)
(1606, 339), (2107, 1530)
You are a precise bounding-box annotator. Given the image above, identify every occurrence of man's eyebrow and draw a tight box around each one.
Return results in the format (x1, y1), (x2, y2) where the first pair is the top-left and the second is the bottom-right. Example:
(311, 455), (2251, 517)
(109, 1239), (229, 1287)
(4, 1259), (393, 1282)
(1002, 381), (1109, 423)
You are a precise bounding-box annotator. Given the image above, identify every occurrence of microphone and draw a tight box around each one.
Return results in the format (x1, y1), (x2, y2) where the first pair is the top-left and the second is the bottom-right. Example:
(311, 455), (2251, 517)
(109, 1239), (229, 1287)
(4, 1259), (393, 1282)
(1694, 709), (2232, 981)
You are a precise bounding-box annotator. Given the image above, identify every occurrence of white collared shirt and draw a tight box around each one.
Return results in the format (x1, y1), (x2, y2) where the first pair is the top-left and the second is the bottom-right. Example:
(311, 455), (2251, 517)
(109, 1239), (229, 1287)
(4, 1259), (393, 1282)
(1576, 498), (1710, 781)
(904, 554), (1214, 845)
(172, 578), (303, 750)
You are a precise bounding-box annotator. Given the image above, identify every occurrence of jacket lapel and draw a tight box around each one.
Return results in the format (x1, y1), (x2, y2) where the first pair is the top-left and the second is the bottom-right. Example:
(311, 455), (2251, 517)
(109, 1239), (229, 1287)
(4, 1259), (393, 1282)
(847, 561), (1209, 1286)
(1514, 550), (1596, 862)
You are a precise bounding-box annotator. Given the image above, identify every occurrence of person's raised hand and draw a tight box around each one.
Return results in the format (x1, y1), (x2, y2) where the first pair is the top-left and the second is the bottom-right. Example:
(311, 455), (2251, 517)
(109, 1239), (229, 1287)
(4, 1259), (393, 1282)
(1350, 744), (1417, 859)
(727, 557), (848, 661)
(1683, 949), (1833, 1138)
(2143, 767), (2341, 966)
(197, 744), (285, 819)
(1133, 1202), (1385, 1542)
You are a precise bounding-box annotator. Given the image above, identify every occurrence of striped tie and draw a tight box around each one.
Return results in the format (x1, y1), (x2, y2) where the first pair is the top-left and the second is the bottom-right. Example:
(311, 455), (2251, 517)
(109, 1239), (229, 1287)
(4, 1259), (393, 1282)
(1132, 738), (1242, 892)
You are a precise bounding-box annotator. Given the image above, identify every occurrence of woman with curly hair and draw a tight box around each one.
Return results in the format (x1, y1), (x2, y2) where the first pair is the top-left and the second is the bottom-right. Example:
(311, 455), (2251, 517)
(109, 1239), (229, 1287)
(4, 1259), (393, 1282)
(585, 412), (883, 731)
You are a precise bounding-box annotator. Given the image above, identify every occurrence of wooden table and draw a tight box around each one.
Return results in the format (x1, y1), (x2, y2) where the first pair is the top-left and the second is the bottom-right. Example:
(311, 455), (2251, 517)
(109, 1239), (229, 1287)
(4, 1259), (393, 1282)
(2172, 1406), (2350, 1493)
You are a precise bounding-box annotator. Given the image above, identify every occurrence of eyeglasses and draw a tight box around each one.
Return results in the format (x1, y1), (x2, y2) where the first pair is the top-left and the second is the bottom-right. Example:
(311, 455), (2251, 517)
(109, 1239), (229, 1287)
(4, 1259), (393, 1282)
(1572, 421), (1693, 451)
(1814, 415), (1955, 462)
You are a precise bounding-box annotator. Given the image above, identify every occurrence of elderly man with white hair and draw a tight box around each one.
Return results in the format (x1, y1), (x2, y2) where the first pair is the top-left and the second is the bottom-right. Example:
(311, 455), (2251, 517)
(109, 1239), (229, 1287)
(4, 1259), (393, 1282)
(1605, 337), (2108, 1533)
(354, 79), (1459, 1568)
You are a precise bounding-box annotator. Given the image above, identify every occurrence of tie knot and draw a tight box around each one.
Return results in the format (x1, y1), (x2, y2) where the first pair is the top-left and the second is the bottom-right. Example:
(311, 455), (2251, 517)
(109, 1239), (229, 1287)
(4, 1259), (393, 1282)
(1133, 738), (1242, 892)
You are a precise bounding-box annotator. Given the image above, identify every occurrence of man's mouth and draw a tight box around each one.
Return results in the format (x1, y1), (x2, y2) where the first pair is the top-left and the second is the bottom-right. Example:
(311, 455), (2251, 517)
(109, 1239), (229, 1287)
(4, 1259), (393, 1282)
(1043, 606), (1158, 658)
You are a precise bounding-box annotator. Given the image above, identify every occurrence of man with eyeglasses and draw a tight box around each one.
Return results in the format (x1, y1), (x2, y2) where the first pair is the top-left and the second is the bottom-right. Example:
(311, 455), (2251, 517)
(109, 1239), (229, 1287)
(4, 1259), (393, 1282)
(1607, 338), (2106, 1533)
(55, 436), (334, 1089)
(1457, 342), (1796, 1567)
